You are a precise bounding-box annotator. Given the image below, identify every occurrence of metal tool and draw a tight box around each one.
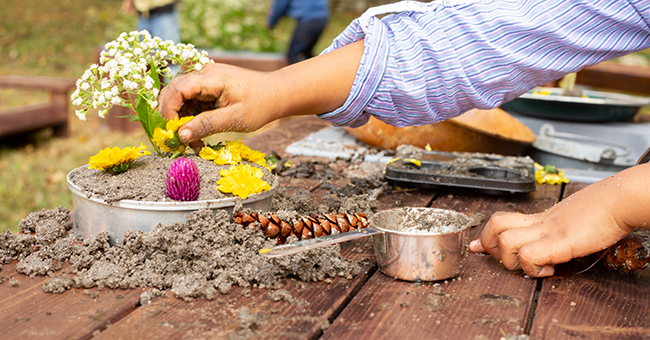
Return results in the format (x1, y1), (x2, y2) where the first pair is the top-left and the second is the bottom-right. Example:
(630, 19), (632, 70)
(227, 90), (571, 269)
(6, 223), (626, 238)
(260, 207), (473, 282)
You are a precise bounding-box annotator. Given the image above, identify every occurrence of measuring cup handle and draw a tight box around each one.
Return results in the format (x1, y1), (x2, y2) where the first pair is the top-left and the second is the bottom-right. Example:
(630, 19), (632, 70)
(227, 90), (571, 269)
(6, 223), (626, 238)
(259, 228), (383, 258)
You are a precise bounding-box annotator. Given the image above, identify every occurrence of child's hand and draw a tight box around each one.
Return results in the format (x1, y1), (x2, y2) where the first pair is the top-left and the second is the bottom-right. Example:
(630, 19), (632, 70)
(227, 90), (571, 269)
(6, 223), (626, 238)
(469, 164), (650, 277)
(158, 40), (364, 144)
(158, 63), (285, 144)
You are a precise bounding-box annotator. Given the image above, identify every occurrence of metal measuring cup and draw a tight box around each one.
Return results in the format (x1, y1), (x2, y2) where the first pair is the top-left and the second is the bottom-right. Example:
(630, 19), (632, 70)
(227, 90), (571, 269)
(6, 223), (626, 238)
(260, 207), (476, 282)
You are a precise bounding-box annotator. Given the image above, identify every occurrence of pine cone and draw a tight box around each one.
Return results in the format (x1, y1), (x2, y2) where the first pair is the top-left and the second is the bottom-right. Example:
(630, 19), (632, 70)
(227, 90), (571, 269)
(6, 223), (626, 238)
(233, 211), (370, 244)
(596, 234), (649, 272)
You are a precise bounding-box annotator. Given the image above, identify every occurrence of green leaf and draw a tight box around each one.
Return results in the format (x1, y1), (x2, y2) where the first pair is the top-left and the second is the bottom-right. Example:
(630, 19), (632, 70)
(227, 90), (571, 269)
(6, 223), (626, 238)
(135, 93), (166, 142)
(135, 61), (166, 155)
(118, 114), (140, 122)
(544, 164), (558, 174)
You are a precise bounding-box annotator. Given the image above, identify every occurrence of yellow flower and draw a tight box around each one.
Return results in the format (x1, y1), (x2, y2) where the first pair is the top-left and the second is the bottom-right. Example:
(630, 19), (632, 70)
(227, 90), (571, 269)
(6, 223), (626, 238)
(199, 139), (268, 167)
(199, 146), (241, 165)
(217, 164), (271, 199)
(166, 116), (194, 133)
(152, 116), (193, 154)
(534, 163), (569, 185)
(243, 149), (268, 167)
(404, 158), (422, 167)
(198, 146), (219, 160)
(153, 127), (177, 153)
(88, 143), (150, 174)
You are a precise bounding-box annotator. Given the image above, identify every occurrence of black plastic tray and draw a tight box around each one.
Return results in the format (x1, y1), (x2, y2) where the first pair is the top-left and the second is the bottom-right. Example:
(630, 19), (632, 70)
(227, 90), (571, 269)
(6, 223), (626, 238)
(384, 151), (536, 194)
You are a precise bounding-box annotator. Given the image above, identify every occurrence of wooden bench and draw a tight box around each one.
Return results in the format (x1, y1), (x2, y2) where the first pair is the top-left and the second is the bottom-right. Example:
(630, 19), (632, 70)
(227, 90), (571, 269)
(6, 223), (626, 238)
(577, 61), (650, 95)
(0, 76), (77, 138)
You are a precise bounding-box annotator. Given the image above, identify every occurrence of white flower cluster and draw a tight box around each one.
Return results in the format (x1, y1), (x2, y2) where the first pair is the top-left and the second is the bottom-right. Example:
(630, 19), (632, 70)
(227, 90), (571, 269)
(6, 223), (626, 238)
(71, 30), (213, 120)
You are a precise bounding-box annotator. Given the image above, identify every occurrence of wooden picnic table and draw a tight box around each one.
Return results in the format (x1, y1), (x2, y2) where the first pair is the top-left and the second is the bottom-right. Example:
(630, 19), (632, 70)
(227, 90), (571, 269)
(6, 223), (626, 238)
(1, 116), (649, 340)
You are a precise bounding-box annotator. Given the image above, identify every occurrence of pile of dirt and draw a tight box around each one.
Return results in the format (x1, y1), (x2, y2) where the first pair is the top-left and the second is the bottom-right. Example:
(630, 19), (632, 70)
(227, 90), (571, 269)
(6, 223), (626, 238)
(0, 205), (361, 301)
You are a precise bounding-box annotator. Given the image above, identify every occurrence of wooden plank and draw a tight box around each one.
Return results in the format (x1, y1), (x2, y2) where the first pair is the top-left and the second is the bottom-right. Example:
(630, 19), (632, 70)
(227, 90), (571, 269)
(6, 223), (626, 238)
(378, 188), (437, 211)
(207, 51), (288, 72)
(531, 265), (650, 339)
(577, 61), (650, 95)
(0, 102), (66, 137)
(0, 262), (144, 340)
(531, 181), (650, 339)
(323, 185), (563, 339)
(0, 75), (74, 138)
(243, 116), (332, 156)
(93, 241), (376, 340)
(0, 76), (76, 93)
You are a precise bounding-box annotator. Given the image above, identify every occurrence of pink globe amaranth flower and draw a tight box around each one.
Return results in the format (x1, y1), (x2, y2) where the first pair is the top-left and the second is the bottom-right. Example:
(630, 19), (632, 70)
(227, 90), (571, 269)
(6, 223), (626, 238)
(165, 157), (200, 201)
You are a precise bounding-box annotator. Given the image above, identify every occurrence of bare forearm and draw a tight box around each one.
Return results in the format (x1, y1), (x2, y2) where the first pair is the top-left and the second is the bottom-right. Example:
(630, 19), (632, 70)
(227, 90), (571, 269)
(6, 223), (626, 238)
(270, 39), (364, 119)
(609, 163), (650, 231)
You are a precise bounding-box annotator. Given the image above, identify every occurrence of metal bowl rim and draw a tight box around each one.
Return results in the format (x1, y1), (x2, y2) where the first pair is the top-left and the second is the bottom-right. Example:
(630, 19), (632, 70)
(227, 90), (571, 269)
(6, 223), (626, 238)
(370, 207), (472, 237)
(519, 87), (650, 106)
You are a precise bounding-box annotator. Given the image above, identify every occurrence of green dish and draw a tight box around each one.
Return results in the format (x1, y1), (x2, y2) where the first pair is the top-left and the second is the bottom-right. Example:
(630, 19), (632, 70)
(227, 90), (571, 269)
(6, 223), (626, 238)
(501, 87), (650, 122)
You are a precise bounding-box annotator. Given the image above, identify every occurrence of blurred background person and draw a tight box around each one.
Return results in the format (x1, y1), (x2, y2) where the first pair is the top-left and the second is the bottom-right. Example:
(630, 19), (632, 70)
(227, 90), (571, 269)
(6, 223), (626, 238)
(267, 0), (330, 64)
(122, 0), (181, 76)
(122, 0), (180, 43)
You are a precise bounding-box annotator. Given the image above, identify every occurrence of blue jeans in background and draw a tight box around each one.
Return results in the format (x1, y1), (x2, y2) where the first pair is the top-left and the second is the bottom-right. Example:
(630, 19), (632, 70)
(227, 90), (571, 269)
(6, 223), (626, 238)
(138, 5), (181, 79)
(287, 17), (329, 64)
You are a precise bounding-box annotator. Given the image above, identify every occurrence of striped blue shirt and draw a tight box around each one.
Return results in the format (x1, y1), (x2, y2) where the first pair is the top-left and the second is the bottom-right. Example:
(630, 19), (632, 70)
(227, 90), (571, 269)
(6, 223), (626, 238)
(318, 0), (650, 128)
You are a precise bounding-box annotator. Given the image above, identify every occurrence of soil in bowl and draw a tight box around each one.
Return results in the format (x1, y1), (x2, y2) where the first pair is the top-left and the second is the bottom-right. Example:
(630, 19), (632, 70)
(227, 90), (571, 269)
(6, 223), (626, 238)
(373, 207), (480, 234)
(69, 154), (278, 204)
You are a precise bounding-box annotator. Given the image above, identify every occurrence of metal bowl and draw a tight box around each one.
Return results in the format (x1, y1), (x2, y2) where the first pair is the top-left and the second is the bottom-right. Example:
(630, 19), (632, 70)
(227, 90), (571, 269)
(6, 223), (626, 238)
(501, 87), (650, 122)
(370, 208), (472, 282)
(67, 166), (278, 245)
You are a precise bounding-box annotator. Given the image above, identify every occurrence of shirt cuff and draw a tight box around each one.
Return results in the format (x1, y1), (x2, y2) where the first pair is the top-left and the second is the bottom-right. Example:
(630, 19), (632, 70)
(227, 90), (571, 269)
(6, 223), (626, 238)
(317, 16), (390, 128)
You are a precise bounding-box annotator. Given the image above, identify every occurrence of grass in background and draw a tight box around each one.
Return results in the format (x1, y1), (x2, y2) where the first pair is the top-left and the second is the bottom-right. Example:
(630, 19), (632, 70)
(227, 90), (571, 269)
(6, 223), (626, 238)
(0, 0), (358, 232)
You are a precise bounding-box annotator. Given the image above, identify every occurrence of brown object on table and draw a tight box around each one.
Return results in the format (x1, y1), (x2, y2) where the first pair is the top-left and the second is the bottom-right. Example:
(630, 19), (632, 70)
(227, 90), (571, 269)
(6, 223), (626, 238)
(594, 233), (650, 272)
(344, 107), (536, 155)
(233, 211), (369, 244)
(0, 75), (76, 138)
(577, 61), (650, 96)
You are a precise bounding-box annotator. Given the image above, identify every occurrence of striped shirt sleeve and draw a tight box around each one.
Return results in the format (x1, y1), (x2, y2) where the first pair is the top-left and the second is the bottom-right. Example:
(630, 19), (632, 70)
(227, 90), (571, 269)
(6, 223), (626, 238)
(317, 0), (650, 128)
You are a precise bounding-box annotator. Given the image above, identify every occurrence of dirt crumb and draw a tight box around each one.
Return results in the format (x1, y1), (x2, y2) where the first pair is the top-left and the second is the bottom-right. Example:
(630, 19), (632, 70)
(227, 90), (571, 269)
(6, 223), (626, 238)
(267, 289), (309, 306)
(229, 307), (265, 340)
(9, 275), (20, 287)
(17, 252), (60, 277)
(271, 188), (320, 216)
(140, 289), (166, 305)
(479, 294), (522, 308)
(43, 273), (74, 294)
(422, 286), (447, 311)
